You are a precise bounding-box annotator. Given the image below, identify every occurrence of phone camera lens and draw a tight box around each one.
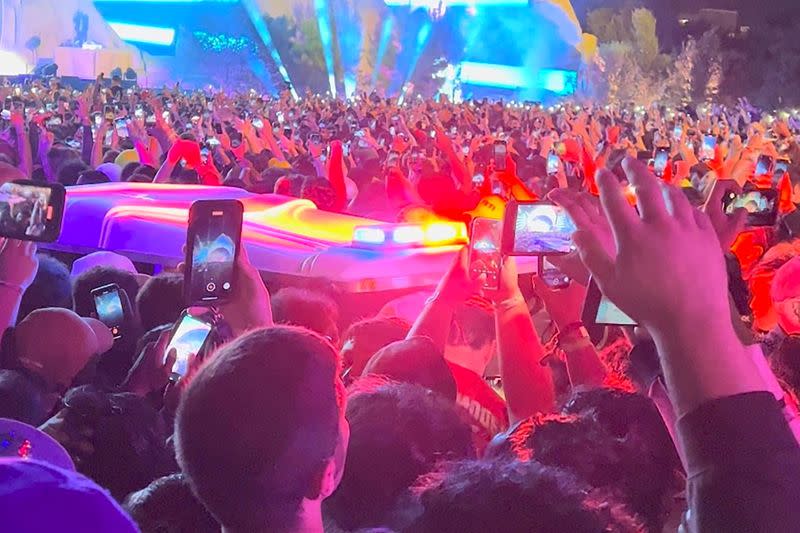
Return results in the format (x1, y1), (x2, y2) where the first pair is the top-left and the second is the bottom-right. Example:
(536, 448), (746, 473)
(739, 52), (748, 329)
(206, 282), (216, 292)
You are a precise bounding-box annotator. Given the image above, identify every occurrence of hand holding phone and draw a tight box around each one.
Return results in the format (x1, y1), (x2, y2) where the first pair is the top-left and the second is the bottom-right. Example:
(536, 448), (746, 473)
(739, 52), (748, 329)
(184, 200), (244, 305)
(0, 181), (65, 242)
(502, 201), (577, 256)
(92, 283), (131, 339)
(581, 277), (637, 327)
(723, 188), (778, 227)
(494, 140), (507, 171)
(164, 309), (214, 379)
(468, 218), (503, 291)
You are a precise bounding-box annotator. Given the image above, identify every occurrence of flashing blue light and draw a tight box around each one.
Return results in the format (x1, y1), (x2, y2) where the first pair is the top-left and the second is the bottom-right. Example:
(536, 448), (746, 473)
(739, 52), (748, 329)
(459, 62), (576, 95)
(403, 21), (433, 87)
(314, 0), (337, 97)
(240, 0), (297, 98)
(392, 226), (425, 244)
(372, 17), (394, 87)
(108, 21), (176, 46)
(353, 227), (387, 244)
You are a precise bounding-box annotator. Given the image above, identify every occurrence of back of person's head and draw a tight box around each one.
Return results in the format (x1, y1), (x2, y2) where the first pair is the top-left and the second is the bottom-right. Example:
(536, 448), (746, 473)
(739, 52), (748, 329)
(410, 459), (641, 533)
(176, 326), (343, 533)
(102, 149), (121, 164)
(340, 316), (411, 378)
(76, 170), (111, 186)
(446, 300), (496, 374)
(136, 273), (184, 331)
(57, 159), (89, 187)
(0, 369), (47, 425)
(72, 266), (140, 318)
(133, 165), (157, 179)
(271, 287), (340, 344)
(18, 254), (72, 322)
(121, 162), (141, 181)
(126, 173), (153, 183)
(325, 380), (475, 531)
(301, 176), (337, 210)
(47, 146), (80, 178)
(363, 337), (457, 401)
(51, 386), (171, 500)
(124, 473), (219, 533)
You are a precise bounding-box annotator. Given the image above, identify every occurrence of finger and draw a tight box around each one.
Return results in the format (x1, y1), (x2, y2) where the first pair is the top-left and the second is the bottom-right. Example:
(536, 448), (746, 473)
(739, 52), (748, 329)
(728, 207), (747, 236)
(163, 347), (177, 372)
(664, 184), (694, 225)
(596, 169), (639, 246)
(573, 229), (615, 288)
(692, 208), (714, 232)
(623, 157), (668, 223)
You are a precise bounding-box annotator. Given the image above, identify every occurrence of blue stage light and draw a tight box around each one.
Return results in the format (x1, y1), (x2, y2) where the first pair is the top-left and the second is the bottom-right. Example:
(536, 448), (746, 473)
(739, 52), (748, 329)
(108, 21), (176, 46)
(459, 62), (576, 95)
(372, 17), (394, 87)
(240, 0), (298, 98)
(314, 0), (338, 97)
(384, 0), (529, 6)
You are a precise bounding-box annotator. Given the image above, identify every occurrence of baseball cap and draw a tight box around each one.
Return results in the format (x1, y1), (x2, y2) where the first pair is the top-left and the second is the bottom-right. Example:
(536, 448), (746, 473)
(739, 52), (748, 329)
(0, 418), (74, 471)
(71, 251), (150, 286)
(0, 458), (138, 532)
(14, 309), (114, 391)
(362, 337), (457, 401)
(95, 162), (122, 183)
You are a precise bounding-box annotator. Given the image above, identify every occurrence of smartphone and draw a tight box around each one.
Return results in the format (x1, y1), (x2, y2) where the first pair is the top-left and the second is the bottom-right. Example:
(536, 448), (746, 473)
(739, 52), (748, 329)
(462, 146), (470, 156)
(503, 201), (577, 256)
(134, 106), (144, 119)
(723, 189), (779, 227)
(214, 123), (223, 135)
(654, 147), (669, 177)
(469, 217), (503, 291)
(252, 118), (264, 129)
(207, 137), (220, 147)
(184, 200), (244, 305)
(581, 278), (637, 327)
(103, 105), (114, 123)
(164, 310), (214, 379)
(386, 150), (400, 168)
(775, 159), (790, 177)
(115, 119), (129, 138)
(93, 113), (102, 127)
(0, 181), (66, 242)
(673, 125), (682, 140)
(494, 140), (507, 171)
(91, 283), (128, 339)
(309, 132), (321, 144)
(539, 257), (570, 289)
(755, 154), (774, 177)
(354, 130), (365, 138)
(546, 153), (559, 175)
(701, 135), (716, 161)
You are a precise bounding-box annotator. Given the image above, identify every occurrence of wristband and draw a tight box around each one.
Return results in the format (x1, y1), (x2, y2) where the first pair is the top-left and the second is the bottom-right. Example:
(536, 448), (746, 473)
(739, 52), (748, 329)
(559, 322), (588, 339)
(495, 294), (526, 312)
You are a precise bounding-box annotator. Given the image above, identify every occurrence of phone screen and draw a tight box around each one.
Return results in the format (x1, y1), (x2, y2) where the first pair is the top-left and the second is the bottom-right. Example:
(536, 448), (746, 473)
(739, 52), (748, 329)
(755, 155), (774, 177)
(186, 200), (243, 304)
(654, 149), (669, 176)
(509, 203), (576, 255)
(724, 190), (778, 227)
(0, 181), (65, 242)
(469, 218), (503, 291)
(775, 159), (790, 177)
(701, 135), (716, 160)
(673, 125), (682, 140)
(494, 141), (507, 171)
(93, 286), (124, 338)
(596, 295), (636, 326)
(547, 153), (559, 175)
(115, 119), (129, 138)
(165, 314), (213, 377)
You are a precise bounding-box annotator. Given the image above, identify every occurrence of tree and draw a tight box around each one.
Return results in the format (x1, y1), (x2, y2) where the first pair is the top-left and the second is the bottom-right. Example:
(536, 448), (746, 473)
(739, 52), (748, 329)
(631, 8), (658, 70)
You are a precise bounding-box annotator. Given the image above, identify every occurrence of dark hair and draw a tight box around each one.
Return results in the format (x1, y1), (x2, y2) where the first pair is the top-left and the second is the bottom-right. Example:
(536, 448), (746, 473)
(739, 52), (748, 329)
(136, 273), (184, 332)
(126, 173), (153, 183)
(410, 459), (642, 533)
(340, 316), (410, 378)
(301, 176), (337, 210)
(18, 254), (72, 323)
(771, 336), (800, 400)
(102, 150), (121, 164)
(121, 162), (141, 181)
(76, 170), (111, 185)
(58, 386), (173, 500)
(175, 327), (340, 532)
(124, 473), (219, 533)
(72, 266), (140, 318)
(133, 164), (157, 179)
(449, 302), (495, 350)
(271, 287), (340, 344)
(57, 159), (90, 187)
(325, 380), (475, 531)
(0, 369), (48, 425)
(47, 146), (80, 179)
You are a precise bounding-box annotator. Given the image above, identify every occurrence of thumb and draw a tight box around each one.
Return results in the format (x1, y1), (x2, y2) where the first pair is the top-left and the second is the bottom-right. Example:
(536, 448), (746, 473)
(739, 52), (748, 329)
(163, 347), (177, 373)
(728, 207), (747, 235)
(573, 229), (615, 287)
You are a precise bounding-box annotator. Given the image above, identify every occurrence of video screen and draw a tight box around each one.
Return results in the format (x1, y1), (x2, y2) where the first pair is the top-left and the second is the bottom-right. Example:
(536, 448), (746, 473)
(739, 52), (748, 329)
(596, 296), (637, 326)
(0, 182), (55, 240)
(469, 218), (503, 290)
(512, 204), (576, 254)
(190, 209), (238, 302)
(166, 315), (212, 377)
(94, 290), (123, 328)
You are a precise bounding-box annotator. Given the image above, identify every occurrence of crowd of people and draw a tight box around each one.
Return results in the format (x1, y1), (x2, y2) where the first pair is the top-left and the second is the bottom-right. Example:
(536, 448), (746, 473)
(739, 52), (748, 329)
(1, 73), (800, 532)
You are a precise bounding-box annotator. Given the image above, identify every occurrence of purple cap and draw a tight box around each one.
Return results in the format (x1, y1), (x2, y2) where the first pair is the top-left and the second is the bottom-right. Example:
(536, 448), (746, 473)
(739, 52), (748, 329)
(0, 458), (138, 532)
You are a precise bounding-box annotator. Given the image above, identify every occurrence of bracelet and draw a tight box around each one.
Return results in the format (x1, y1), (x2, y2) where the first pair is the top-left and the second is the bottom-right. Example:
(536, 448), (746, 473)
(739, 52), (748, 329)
(495, 294), (526, 312)
(0, 281), (23, 294)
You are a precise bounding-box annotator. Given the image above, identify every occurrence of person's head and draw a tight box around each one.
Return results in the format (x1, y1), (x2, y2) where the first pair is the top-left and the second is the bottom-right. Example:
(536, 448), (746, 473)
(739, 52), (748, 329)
(175, 327), (348, 533)
(340, 316), (411, 378)
(410, 459), (641, 533)
(12, 309), (113, 394)
(43, 386), (172, 500)
(748, 238), (800, 331)
(47, 146), (80, 179)
(18, 254), (72, 323)
(325, 379), (475, 531)
(120, 162), (141, 182)
(72, 266), (140, 319)
(301, 176), (337, 211)
(271, 287), (340, 345)
(445, 300), (496, 375)
(0, 369), (48, 425)
(0, 459), (138, 532)
(136, 273), (184, 332)
(363, 337), (457, 401)
(124, 473), (219, 533)
(57, 159), (90, 187)
(772, 255), (800, 335)
(76, 170), (111, 186)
